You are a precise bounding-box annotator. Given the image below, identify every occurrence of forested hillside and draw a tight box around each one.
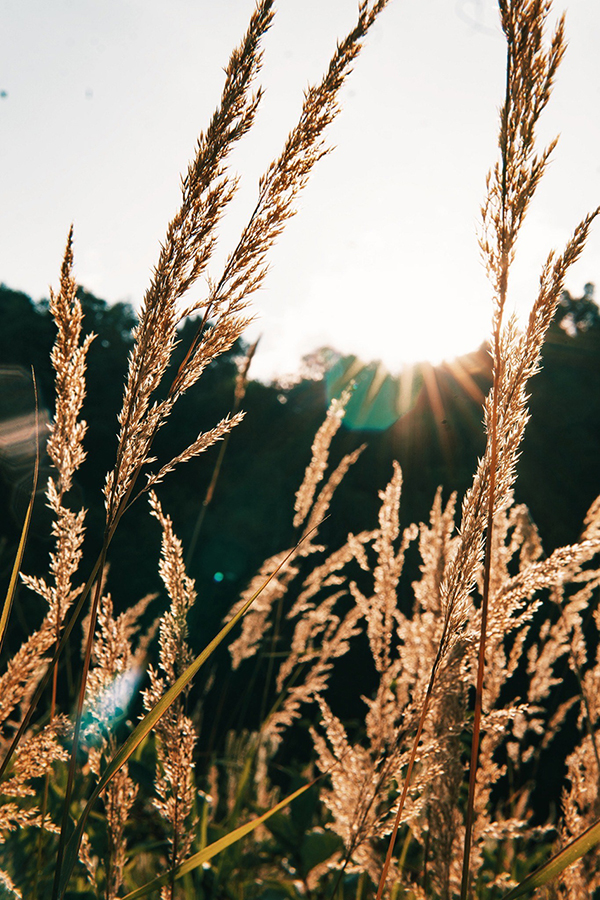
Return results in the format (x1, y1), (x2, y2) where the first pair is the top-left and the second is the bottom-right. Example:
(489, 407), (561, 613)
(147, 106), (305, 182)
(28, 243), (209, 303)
(1, 281), (598, 643)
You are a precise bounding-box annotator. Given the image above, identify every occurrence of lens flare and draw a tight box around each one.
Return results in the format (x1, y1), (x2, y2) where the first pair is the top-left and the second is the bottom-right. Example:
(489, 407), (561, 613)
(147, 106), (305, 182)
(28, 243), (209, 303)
(82, 666), (143, 742)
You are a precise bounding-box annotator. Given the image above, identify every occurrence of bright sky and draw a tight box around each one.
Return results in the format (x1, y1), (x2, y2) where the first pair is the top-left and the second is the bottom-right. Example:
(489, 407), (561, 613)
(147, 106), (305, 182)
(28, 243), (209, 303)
(1, 0), (599, 382)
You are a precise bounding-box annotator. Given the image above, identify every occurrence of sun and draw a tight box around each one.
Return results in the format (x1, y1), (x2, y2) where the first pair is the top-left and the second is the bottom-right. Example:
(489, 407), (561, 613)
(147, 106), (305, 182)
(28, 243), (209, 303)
(249, 255), (494, 385)
(321, 343), (491, 449)
(289, 253), (493, 377)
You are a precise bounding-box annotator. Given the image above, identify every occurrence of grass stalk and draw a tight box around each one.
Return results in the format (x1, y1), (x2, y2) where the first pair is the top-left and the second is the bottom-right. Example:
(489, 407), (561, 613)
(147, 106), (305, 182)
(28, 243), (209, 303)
(459, 71), (509, 899)
(51, 540), (110, 900)
(375, 621), (451, 900)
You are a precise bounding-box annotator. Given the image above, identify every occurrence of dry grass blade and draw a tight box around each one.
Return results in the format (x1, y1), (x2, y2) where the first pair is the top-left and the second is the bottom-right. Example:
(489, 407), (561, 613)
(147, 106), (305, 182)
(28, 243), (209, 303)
(50, 11), (277, 893)
(0, 229), (94, 791)
(374, 625), (450, 900)
(200, 0), (393, 323)
(55, 531), (313, 899)
(103, 0), (276, 528)
(294, 388), (352, 531)
(371, 3), (600, 896)
(0, 550), (104, 784)
(459, 1), (597, 894)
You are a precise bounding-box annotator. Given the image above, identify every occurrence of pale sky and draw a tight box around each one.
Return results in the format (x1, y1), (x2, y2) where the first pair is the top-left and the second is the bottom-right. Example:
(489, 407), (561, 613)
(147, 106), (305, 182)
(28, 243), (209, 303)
(1, 0), (599, 382)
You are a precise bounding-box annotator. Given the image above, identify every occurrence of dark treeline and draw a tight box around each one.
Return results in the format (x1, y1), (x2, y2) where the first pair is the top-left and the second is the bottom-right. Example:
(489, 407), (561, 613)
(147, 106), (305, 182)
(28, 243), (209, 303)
(1, 282), (599, 644)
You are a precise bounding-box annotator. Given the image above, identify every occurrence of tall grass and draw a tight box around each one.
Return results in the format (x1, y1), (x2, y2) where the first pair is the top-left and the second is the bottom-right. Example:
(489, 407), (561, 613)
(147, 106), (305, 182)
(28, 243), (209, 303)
(1, 0), (600, 898)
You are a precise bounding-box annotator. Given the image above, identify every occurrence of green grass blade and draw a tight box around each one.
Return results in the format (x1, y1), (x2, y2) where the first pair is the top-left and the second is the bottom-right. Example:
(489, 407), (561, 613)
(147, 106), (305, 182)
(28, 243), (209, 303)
(0, 378), (39, 659)
(121, 781), (313, 900)
(503, 818), (600, 899)
(57, 541), (301, 899)
(0, 482), (36, 657)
